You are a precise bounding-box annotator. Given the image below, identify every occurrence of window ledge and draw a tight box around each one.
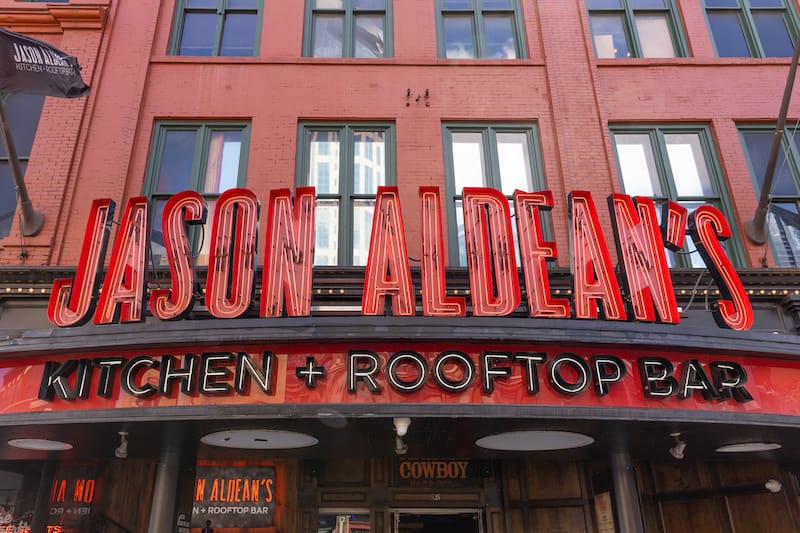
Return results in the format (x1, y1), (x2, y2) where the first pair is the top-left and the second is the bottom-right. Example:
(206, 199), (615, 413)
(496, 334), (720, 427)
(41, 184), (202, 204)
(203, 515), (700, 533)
(596, 57), (796, 68)
(150, 55), (546, 67)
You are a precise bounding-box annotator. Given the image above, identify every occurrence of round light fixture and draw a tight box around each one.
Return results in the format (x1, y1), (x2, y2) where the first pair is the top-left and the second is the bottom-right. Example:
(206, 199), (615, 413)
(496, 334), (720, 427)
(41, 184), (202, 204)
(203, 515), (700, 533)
(476, 430), (594, 451)
(8, 438), (73, 451)
(715, 442), (782, 453)
(201, 429), (318, 450)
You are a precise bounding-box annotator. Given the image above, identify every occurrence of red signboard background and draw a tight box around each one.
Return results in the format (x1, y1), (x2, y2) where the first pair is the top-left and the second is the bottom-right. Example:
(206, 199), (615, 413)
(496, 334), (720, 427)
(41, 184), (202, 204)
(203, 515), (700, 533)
(0, 342), (798, 417)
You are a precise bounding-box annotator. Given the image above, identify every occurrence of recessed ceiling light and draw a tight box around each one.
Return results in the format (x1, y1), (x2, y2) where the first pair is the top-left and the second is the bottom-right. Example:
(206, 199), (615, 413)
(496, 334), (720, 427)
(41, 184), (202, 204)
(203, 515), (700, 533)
(8, 439), (73, 451)
(716, 442), (782, 453)
(476, 430), (594, 451)
(201, 430), (318, 450)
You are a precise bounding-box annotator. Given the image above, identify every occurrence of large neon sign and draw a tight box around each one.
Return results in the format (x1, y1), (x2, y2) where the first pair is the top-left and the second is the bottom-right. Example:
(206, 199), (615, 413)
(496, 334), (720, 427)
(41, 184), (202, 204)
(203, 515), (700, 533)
(47, 186), (753, 330)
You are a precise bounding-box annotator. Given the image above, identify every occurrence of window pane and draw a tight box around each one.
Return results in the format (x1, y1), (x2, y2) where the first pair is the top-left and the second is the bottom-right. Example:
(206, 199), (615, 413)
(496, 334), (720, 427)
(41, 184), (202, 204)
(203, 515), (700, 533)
(150, 199), (168, 267)
(496, 133), (532, 194)
(314, 199), (339, 265)
(753, 12), (794, 57)
(750, 0), (784, 6)
(683, 201), (710, 268)
(203, 131), (242, 193)
(590, 14), (631, 58)
(355, 15), (385, 57)
(443, 15), (476, 58)
(451, 132), (486, 192)
(353, 131), (385, 193)
(743, 131), (797, 195)
(0, 162), (24, 239)
(316, 0), (344, 8)
(313, 14), (345, 57)
(768, 203), (800, 267)
(355, 0), (384, 8)
(636, 14), (677, 57)
(157, 130), (197, 193)
(614, 134), (662, 196)
(705, 0), (739, 6)
(309, 131), (340, 194)
(632, 0), (665, 7)
(228, 0), (258, 7)
(482, 0), (512, 8)
(0, 94), (45, 158)
(220, 13), (257, 56)
(353, 199), (375, 265)
(587, 0), (621, 7)
(456, 199), (467, 266)
(442, 0), (472, 8)
(484, 15), (517, 58)
(708, 12), (751, 57)
(665, 134), (714, 197)
(187, 0), (217, 7)
(180, 13), (217, 55)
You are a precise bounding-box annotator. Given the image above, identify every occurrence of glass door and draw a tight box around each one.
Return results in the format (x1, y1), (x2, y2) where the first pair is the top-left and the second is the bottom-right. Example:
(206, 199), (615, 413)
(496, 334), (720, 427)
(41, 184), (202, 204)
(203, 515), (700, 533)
(392, 508), (483, 533)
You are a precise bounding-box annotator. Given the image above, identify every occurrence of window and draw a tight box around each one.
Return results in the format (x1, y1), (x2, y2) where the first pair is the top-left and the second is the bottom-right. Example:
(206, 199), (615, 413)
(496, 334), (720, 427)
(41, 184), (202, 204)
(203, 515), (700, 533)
(740, 126), (800, 266)
(587, 0), (685, 58)
(297, 123), (395, 266)
(443, 124), (546, 266)
(144, 122), (250, 266)
(611, 126), (743, 267)
(705, 0), (797, 57)
(170, 0), (262, 56)
(0, 94), (45, 240)
(304, 0), (391, 57)
(436, 0), (527, 59)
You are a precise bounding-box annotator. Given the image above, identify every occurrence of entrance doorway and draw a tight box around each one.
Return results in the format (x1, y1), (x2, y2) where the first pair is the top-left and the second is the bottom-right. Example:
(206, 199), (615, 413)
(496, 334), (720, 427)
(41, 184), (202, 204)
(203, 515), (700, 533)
(392, 509), (483, 533)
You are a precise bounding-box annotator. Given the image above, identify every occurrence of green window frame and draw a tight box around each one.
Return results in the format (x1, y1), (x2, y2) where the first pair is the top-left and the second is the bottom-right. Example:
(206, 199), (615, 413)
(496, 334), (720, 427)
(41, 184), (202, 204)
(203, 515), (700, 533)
(443, 123), (546, 266)
(611, 125), (745, 268)
(169, 0), (263, 57)
(740, 125), (800, 267)
(0, 93), (45, 240)
(436, 0), (528, 59)
(303, 0), (393, 58)
(704, 0), (799, 58)
(296, 122), (396, 266)
(587, 0), (687, 58)
(144, 122), (250, 266)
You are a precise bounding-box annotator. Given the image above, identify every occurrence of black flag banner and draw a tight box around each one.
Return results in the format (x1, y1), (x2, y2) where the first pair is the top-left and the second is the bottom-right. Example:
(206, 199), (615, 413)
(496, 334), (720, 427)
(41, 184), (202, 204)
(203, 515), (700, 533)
(0, 27), (89, 98)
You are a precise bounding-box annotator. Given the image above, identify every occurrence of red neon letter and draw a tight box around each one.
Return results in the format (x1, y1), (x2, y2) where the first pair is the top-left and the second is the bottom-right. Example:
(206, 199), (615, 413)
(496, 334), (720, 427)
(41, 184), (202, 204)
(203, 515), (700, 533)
(420, 187), (466, 316)
(688, 206), (753, 331)
(362, 187), (414, 316)
(94, 197), (150, 324)
(463, 187), (521, 316)
(261, 187), (315, 317)
(48, 199), (115, 327)
(150, 191), (207, 321)
(514, 190), (570, 318)
(662, 201), (688, 251)
(569, 191), (626, 321)
(609, 194), (679, 324)
(205, 189), (260, 319)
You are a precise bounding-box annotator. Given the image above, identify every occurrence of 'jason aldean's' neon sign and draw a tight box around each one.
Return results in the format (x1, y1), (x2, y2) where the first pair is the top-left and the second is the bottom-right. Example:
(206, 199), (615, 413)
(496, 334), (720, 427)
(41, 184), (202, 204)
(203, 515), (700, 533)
(47, 186), (754, 331)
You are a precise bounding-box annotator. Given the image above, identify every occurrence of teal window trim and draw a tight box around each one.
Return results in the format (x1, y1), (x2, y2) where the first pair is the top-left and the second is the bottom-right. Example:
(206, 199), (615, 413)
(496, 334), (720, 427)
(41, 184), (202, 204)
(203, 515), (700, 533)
(295, 121), (396, 266)
(168, 0), (264, 57)
(302, 0), (393, 58)
(435, 0), (528, 59)
(739, 124), (800, 267)
(610, 124), (746, 268)
(703, 0), (799, 58)
(143, 121), (251, 265)
(587, 0), (687, 58)
(442, 122), (546, 266)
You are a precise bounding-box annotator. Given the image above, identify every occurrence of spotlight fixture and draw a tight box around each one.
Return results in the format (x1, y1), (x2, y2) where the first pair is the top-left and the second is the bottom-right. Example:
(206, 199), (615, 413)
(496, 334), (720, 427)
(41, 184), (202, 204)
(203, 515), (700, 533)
(115, 431), (128, 459)
(394, 435), (408, 455)
(669, 432), (686, 460)
(765, 479), (783, 493)
(393, 417), (411, 437)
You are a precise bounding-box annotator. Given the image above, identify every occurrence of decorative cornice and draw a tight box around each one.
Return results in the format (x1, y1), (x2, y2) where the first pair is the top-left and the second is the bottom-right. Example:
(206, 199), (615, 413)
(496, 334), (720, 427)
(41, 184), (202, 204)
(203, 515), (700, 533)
(0, 4), (107, 33)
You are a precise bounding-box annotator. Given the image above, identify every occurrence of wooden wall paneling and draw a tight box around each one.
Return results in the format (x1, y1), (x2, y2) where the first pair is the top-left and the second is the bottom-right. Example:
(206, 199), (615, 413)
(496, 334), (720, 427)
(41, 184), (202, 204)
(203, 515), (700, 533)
(95, 459), (155, 533)
(524, 461), (582, 500)
(659, 498), (726, 533)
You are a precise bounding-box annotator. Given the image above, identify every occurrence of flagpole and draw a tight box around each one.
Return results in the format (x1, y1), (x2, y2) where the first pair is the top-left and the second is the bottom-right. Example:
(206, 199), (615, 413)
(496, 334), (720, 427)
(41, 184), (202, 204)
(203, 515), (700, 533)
(0, 97), (43, 236)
